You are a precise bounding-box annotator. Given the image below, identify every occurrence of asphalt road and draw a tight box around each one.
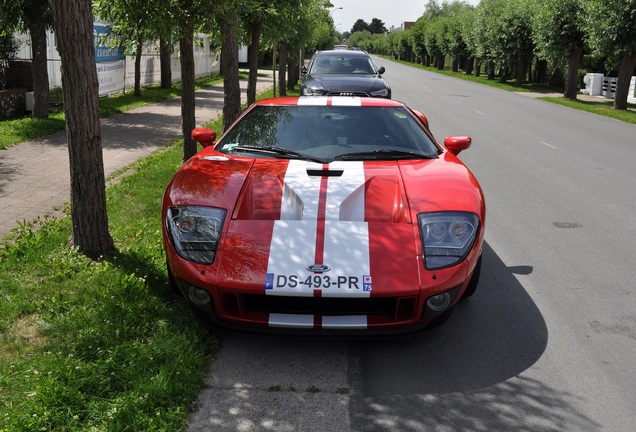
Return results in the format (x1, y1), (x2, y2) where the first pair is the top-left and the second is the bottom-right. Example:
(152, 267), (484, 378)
(188, 57), (636, 431)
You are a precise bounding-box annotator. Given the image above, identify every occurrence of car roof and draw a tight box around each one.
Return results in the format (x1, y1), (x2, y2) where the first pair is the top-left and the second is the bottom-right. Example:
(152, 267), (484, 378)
(313, 50), (370, 57)
(254, 96), (404, 108)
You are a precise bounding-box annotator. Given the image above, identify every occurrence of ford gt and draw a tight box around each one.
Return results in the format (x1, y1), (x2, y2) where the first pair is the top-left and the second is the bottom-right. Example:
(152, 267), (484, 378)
(162, 96), (485, 335)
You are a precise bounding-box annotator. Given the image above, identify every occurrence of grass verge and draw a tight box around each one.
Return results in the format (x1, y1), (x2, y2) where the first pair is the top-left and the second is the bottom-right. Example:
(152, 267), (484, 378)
(0, 79), (283, 431)
(0, 142), (218, 431)
(538, 96), (636, 124)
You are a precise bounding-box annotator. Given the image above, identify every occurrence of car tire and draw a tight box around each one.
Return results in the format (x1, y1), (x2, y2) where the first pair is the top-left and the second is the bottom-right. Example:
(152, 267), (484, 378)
(461, 254), (482, 299)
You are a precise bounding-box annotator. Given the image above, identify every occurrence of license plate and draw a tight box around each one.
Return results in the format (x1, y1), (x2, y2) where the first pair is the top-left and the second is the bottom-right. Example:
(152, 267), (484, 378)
(265, 273), (372, 291)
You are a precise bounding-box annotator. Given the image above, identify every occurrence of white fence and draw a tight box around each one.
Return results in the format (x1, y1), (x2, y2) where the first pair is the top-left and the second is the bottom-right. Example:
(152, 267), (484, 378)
(14, 28), (220, 96)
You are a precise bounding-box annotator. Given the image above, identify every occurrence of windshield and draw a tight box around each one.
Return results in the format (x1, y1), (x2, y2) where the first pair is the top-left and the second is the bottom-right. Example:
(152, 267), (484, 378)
(216, 105), (439, 162)
(309, 55), (377, 74)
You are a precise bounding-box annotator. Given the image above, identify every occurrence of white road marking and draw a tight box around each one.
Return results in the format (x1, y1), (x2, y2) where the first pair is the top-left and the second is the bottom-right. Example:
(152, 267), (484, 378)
(540, 141), (558, 150)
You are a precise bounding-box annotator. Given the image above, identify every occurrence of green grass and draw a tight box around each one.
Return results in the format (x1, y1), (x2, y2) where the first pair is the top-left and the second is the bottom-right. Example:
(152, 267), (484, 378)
(383, 57), (552, 93)
(0, 74), (225, 150)
(0, 76), (278, 431)
(0, 144), (218, 431)
(539, 96), (636, 124)
(386, 57), (636, 124)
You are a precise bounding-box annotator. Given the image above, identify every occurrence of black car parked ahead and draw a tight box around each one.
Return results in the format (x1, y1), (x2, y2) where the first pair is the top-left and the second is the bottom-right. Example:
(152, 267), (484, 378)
(300, 50), (391, 98)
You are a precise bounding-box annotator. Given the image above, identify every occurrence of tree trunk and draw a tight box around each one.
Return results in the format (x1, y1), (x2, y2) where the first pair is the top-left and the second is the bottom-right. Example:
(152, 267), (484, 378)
(52, 0), (113, 257)
(134, 35), (142, 97)
(160, 37), (172, 89)
(613, 53), (636, 110)
(437, 55), (445, 70)
(287, 46), (298, 90)
(474, 59), (481, 77)
(247, 21), (260, 106)
(564, 46), (583, 100)
(451, 57), (458, 72)
(220, 10), (241, 131)
(535, 59), (547, 83)
(487, 61), (495, 80)
(180, 27), (197, 161)
(278, 41), (287, 96)
(465, 57), (474, 76)
(515, 56), (524, 87)
(28, 0), (50, 119)
(499, 66), (508, 83)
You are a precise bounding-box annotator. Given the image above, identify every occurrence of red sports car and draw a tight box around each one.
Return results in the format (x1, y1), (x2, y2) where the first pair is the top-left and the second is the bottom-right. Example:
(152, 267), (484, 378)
(162, 96), (485, 335)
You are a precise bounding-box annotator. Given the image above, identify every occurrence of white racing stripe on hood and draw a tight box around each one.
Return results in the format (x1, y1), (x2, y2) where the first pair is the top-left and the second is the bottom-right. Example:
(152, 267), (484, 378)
(280, 160), (323, 220)
(297, 96), (328, 106)
(331, 97), (363, 106)
(265, 160), (371, 298)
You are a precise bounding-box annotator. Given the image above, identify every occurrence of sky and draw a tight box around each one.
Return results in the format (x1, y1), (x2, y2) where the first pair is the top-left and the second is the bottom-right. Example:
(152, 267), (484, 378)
(329, 0), (481, 33)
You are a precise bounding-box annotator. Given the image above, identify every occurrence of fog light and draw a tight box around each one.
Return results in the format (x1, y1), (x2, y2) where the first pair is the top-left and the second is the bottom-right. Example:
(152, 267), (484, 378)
(426, 292), (451, 312)
(189, 286), (211, 306)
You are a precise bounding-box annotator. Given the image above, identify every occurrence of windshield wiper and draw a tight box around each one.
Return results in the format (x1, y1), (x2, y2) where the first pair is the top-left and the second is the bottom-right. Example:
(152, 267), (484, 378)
(334, 149), (437, 161)
(230, 146), (327, 164)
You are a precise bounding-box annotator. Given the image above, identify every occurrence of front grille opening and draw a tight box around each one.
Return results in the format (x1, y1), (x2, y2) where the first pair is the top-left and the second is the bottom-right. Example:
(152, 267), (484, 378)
(326, 91), (368, 97)
(220, 291), (241, 316)
(241, 294), (398, 316)
(396, 296), (417, 321)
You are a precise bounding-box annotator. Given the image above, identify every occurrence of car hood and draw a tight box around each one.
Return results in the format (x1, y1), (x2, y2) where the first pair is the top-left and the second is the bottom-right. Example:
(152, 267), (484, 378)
(305, 74), (387, 92)
(165, 153), (483, 295)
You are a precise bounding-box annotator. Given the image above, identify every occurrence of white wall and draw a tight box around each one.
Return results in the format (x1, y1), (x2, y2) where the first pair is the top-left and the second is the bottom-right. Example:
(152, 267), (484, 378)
(14, 30), (220, 94)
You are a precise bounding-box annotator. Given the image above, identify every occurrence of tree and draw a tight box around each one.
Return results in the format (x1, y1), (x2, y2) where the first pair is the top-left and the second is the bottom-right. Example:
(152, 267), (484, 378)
(242, 2), (271, 105)
(478, 0), (534, 85)
(176, 0), (198, 161)
(584, 0), (636, 110)
(51, 0), (114, 257)
(0, 27), (19, 89)
(0, 0), (54, 118)
(368, 18), (387, 34)
(532, 0), (586, 100)
(220, 9), (241, 131)
(351, 19), (369, 34)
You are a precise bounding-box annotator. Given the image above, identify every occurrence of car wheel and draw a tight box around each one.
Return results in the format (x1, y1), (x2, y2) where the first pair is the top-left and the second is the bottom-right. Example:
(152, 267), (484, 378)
(461, 254), (482, 299)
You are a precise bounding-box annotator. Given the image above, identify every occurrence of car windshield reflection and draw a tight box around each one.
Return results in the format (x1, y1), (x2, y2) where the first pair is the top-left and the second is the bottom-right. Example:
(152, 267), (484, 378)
(310, 56), (377, 74)
(216, 105), (439, 162)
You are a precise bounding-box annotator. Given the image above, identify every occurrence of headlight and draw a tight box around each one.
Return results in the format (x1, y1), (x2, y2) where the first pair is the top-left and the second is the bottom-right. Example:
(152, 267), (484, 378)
(370, 88), (389, 97)
(165, 206), (226, 264)
(302, 86), (324, 96)
(418, 211), (479, 270)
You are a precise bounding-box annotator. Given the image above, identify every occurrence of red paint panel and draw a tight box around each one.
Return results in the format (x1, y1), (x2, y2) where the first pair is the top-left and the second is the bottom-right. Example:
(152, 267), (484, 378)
(216, 220), (276, 293)
(363, 162), (411, 223)
(233, 159), (289, 220)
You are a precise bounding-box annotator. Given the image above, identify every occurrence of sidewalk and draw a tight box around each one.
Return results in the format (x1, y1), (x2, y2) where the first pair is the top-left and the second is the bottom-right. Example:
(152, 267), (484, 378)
(0, 73), (273, 241)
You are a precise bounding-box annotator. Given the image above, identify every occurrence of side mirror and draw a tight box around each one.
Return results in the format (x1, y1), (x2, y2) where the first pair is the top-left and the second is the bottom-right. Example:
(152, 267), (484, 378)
(412, 109), (429, 129)
(301, 65), (308, 75)
(378, 66), (385, 75)
(192, 128), (217, 148)
(444, 136), (472, 156)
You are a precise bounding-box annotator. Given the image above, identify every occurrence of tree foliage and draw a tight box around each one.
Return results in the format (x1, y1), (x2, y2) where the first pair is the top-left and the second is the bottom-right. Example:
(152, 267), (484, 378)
(583, 0), (636, 109)
(348, 0), (635, 108)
